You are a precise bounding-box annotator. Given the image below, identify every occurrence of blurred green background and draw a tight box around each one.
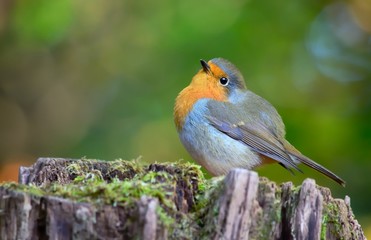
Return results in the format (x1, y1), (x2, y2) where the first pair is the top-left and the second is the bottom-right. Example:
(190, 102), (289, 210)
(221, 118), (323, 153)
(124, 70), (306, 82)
(0, 0), (370, 236)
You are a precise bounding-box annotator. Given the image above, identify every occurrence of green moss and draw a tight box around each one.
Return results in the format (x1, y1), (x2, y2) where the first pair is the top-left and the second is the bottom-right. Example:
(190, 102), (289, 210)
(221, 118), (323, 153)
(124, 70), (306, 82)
(321, 201), (343, 240)
(291, 185), (301, 195)
(193, 176), (223, 212)
(252, 179), (283, 239)
(273, 196), (282, 223)
(65, 157), (144, 182)
(156, 205), (174, 228)
(1, 182), (45, 196)
(192, 176), (225, 238)
(321, 212), (328, 240)
(4, 159), (343, 239)
(0, 158), (211, 238)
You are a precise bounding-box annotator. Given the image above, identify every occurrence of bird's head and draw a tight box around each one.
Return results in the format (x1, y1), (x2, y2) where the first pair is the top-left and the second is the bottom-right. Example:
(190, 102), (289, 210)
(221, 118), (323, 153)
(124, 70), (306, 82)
(174, 58), (246, 131)
(191, 58), (246, 98)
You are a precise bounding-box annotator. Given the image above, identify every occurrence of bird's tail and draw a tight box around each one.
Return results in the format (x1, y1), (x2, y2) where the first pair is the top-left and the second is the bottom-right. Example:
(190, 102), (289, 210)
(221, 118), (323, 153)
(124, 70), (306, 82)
(289, 152), (346, 187)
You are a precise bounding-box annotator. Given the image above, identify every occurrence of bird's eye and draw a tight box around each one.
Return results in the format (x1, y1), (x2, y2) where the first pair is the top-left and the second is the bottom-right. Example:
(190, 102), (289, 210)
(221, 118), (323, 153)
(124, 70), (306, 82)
(219, 77), (229, 86)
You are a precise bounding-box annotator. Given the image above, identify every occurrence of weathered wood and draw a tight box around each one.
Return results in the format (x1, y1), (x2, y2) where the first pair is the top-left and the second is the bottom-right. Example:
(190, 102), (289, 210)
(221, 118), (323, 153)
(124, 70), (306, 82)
(294, 179), (323, 239)
(0, 157), (366, 240)
(212, 169), (258, 240)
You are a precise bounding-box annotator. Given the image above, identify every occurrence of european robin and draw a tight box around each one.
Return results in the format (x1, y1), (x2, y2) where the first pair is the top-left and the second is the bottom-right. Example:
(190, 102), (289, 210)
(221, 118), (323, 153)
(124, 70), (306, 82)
(174, 58), (345, 186)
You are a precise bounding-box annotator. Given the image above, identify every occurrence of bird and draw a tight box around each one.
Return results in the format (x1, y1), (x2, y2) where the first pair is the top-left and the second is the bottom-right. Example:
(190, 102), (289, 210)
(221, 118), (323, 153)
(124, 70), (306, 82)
(174, 58), (345, 186)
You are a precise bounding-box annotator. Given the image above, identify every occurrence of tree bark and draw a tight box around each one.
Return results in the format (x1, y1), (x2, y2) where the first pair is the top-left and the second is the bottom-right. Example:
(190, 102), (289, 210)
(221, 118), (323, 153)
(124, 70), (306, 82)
(0, 157), (365, 240)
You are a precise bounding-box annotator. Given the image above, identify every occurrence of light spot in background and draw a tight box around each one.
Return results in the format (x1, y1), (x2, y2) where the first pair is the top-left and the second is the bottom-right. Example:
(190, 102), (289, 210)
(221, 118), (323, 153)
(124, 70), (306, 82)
(364, 220), (371, 240)
(350, 0), (371, 33)
(291, 43), (318, 91)
(12, 0), (73, 45)
(306, 1), (371, 83)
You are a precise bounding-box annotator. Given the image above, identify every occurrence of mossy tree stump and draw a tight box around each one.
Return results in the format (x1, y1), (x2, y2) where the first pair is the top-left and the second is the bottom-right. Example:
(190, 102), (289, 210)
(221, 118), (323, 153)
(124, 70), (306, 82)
(0, 158), (365, 239)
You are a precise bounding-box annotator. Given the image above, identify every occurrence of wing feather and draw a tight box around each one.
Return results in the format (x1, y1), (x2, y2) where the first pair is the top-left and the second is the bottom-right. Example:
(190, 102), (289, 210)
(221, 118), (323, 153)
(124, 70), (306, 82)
(205, 98), (345, 186)
(207, 115), (301, 172)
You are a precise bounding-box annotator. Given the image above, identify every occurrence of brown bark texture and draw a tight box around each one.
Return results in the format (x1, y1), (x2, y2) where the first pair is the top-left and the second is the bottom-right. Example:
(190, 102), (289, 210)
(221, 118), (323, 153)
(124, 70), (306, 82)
(0, 157), (365, 240)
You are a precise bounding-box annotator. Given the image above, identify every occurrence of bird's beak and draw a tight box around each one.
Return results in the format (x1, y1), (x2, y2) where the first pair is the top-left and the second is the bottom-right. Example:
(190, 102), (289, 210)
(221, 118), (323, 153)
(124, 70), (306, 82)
(200, 59), (211, 74)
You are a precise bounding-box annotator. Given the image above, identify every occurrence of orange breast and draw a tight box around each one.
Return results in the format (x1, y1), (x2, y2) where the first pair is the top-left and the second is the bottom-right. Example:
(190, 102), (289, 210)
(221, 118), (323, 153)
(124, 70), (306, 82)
(174, 72), (228, 131)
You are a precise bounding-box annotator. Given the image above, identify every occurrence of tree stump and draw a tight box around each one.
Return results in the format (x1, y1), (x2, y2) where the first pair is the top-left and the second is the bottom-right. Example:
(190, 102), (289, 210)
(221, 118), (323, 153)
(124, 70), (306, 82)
(0, 157), (365, 240)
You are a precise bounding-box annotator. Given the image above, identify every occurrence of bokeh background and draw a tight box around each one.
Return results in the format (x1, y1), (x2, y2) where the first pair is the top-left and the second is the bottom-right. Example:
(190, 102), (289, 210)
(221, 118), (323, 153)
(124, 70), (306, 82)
(0, 0), (370, 236)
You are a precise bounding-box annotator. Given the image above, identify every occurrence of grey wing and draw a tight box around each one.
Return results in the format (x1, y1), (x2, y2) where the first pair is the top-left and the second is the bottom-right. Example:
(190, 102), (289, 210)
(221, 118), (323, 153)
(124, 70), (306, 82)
(207, 98), (301, 172)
